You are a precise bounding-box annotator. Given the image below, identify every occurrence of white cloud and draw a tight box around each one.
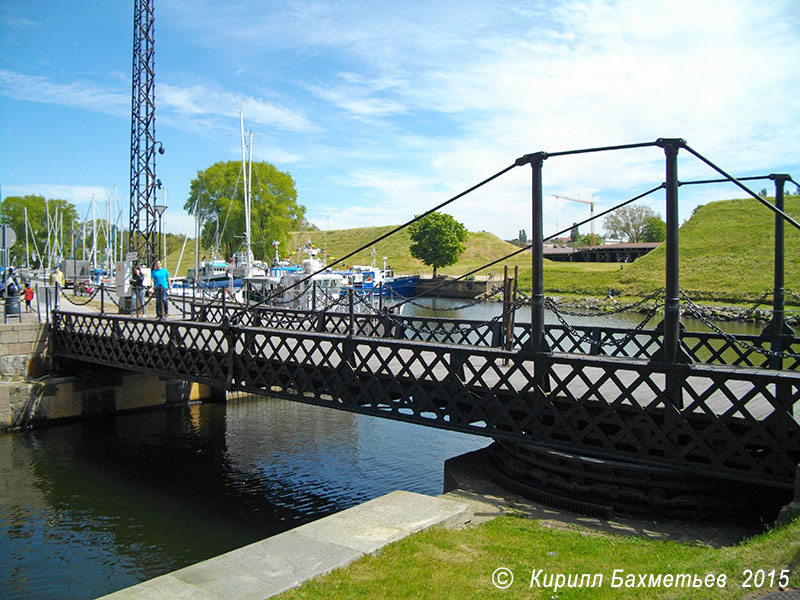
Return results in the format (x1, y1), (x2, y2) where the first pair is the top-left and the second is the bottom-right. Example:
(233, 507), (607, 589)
(5, 0), (799, 243)
(0, 70), (128, 116)
(159, 83), (317, 133)
(3, 184), (115, 207)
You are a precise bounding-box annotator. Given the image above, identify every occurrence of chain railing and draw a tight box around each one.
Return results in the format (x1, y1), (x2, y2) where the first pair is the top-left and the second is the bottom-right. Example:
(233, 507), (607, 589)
(540, 288), (664, 318)
(544, 296), (663, 350)
(402, 285), (503, 312)
(58, 285), (101, 306)
(680, 291), (800, 361)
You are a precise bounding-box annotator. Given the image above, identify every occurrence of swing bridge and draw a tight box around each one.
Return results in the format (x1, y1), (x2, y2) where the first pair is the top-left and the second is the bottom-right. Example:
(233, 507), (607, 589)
(51, 139), (800, 520)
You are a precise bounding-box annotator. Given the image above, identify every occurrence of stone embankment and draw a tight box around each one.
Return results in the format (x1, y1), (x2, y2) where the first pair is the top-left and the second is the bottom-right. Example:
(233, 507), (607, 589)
(0, 322), (214, 431)
(551, 296), (800, 325)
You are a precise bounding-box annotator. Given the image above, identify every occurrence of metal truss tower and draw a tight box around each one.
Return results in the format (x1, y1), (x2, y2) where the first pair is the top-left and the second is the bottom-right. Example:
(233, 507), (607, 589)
(129, 0), (161, 267)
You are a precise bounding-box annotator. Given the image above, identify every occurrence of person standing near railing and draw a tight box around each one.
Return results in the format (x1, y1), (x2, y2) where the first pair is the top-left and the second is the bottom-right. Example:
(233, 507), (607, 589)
(49, 265), (65, 287)
(130, 265), (146, 317)
(151, 260), (171, 319)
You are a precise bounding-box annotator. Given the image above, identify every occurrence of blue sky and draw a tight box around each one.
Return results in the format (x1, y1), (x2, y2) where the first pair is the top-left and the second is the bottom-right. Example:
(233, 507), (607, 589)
(1, 0), (799, 244)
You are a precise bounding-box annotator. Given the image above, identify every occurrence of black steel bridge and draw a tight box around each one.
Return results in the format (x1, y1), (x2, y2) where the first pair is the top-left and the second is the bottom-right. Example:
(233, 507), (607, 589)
(51, 139), (800, 521)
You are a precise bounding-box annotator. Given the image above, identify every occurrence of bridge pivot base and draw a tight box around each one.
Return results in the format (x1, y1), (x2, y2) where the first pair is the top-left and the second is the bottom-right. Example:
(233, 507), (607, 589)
(486, 441), (791, 523)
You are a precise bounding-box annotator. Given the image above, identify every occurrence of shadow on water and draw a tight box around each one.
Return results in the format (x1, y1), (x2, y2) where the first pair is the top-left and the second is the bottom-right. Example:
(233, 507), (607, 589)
(0, 397), (488, 600)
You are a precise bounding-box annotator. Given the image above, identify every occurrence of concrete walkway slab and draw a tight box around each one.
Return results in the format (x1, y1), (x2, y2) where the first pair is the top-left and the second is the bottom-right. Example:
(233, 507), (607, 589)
(97, 490), (471, 600)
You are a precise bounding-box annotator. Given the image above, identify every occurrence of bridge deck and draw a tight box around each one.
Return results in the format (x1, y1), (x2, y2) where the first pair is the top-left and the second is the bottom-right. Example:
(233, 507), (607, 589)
(52, 311), (800, 491)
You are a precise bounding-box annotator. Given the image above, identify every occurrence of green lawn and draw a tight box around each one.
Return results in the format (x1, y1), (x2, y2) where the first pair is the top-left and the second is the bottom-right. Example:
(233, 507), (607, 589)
(277, 515), (800, 599)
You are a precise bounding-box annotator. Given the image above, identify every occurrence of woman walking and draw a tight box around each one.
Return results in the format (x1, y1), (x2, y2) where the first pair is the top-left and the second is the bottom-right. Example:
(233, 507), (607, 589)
(130, 265), (146, 317)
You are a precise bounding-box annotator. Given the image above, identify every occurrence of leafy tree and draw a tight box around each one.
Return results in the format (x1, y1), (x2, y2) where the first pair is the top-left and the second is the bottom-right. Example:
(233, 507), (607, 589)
(408, 212), (467, 277)
(0, 195), (79, 265)
(759, 188), (768, 198)
(603, 205), (660, 242)
(570, 223), (580, 244)
(296, 217), (319, 231)
(519, 229), (527, 243)
(184, 161), (305, 260)
(642, 216), (666, 242)
(576, 233), (604, 246)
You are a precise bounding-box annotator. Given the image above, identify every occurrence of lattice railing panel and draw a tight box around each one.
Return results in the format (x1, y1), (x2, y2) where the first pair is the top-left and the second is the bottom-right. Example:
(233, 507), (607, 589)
(52, 311), (800, 486)
(181, 302), (800, 370)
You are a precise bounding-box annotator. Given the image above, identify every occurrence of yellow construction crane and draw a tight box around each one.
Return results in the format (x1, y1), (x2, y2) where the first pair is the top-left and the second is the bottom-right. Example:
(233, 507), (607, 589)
(553, 194), (596, 246)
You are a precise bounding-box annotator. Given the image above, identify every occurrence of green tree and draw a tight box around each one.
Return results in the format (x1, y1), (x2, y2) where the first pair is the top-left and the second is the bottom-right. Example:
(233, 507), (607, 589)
(519, 229), (527, 243)
(569, 223), (580, 245)
(408, 212), (467, 277)
(577, 233), (604, 246)
(603, 205), (659, 242)
(0, 195), (79, 266)
(184, 161), (305, 260)
(642, 216), (666, 242)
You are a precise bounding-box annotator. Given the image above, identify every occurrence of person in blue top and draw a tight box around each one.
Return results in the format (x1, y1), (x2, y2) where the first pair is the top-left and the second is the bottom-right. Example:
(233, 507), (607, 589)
(150, 260), (171, 318)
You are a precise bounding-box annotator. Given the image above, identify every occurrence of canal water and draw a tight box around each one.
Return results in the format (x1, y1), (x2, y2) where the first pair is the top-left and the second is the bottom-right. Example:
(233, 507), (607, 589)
(0, 299), (768, 599)
(0, 399), (489, 599)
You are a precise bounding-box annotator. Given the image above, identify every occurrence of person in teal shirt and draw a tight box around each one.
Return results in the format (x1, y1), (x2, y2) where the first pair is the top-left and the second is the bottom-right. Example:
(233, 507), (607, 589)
(150, 260), (171, 318)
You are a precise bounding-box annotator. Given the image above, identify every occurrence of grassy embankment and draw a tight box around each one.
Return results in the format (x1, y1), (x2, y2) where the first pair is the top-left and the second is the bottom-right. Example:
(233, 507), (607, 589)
(276, 515), (800, 600)
(170, 195), (799, 306)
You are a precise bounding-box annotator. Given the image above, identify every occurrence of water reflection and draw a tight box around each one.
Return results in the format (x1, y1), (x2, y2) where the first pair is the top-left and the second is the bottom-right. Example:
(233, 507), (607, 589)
(0, 397), (488, 600)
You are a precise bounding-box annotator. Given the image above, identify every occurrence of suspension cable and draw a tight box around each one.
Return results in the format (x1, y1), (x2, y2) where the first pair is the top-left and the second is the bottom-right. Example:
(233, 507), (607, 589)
(231, 161), (519, 318)
(682, 145), (800, 231)
(390, 183), (665, 311)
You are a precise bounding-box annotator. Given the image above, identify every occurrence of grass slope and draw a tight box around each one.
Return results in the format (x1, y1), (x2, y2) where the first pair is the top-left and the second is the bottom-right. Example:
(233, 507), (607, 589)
(617, 195), (800, 301)
(277, 515), (800, 600)
(170, 195), (800, 303)
(288, 227), (530, 276)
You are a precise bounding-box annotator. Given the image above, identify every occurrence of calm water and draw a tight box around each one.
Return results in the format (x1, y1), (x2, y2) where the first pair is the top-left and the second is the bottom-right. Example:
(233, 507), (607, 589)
(0, 399), (489, 599)
(401, 296), (768, 336)
(0, 300), (767, 599)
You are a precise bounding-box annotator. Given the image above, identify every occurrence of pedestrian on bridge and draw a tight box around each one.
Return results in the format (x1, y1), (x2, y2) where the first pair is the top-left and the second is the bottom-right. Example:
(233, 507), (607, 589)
(130, 265), (146, 317)
(151, 260), (171, 319)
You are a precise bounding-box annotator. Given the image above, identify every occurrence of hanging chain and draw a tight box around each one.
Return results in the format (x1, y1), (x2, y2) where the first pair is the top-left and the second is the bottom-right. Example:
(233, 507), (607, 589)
(679, 289), (772, 322)
(537, 288), (664, 318)
(403, 285), (504, 312)
(544, 296), (663, 349)
(680, 291), (800, 360)
(58, 286), (101, 306)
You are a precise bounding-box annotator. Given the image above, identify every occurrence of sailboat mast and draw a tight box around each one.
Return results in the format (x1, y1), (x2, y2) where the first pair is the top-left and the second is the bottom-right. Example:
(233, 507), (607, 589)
(195, 176), (202, 286)
(24, 207), (30, 270)
(92, 195), (97, 273)
(239, 111), (252, 278)
(246, 129), (253, 277)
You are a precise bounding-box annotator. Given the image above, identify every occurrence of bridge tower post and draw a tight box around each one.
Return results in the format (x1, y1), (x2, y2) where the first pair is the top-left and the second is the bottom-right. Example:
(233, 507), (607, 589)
(653, 139), (691, 369)
(529, 153), (548, 355)
(762, 174), (795, 369)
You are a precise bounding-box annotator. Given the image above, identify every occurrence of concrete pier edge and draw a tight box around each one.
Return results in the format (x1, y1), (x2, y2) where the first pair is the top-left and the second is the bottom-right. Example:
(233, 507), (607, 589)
(97, 490), (474, 600)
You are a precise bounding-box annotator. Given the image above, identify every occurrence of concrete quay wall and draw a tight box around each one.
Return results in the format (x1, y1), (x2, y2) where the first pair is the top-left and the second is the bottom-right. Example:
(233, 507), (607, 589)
(0, 322), (216, 430)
